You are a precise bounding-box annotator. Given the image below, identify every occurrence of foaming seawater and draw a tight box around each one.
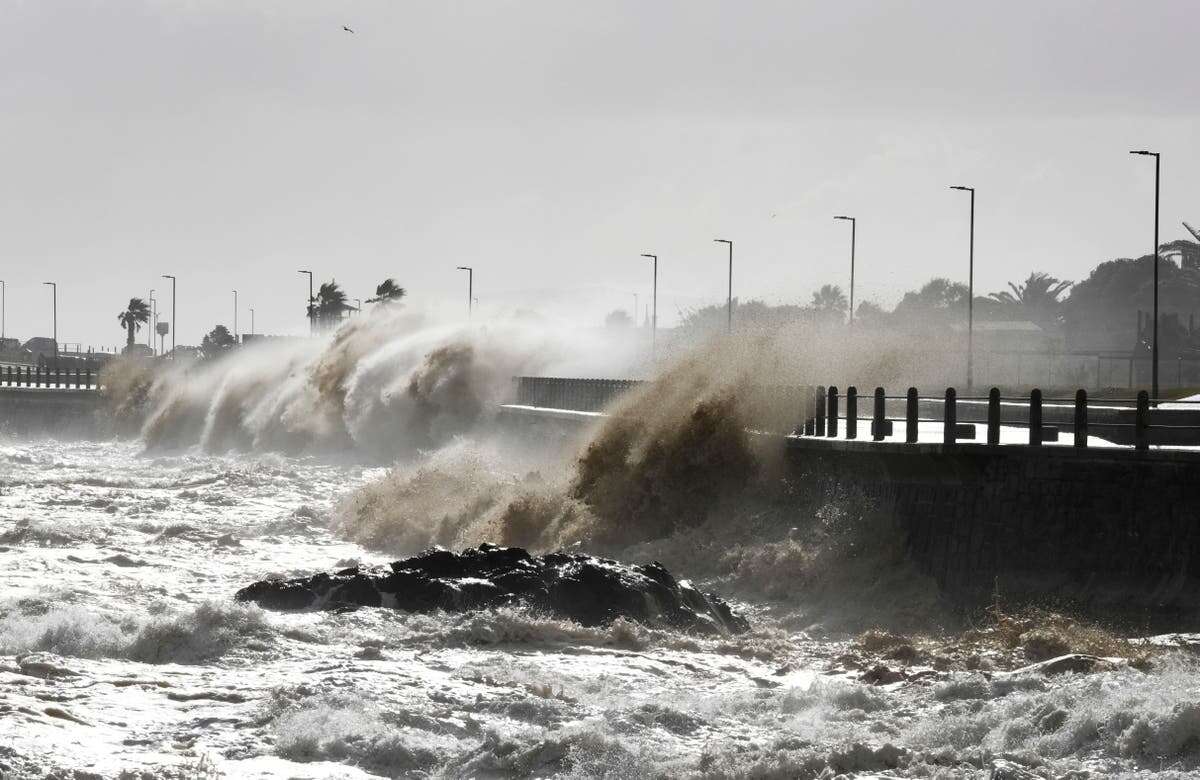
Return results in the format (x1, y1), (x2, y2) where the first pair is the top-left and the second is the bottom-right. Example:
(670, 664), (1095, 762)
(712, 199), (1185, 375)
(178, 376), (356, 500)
(4, 440), (1200, 777)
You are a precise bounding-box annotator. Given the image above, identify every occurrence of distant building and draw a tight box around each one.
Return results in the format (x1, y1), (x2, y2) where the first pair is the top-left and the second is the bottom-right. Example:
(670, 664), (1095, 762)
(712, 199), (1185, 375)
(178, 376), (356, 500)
(21, 337), (57, 364)
(951, 320), (1048, 352)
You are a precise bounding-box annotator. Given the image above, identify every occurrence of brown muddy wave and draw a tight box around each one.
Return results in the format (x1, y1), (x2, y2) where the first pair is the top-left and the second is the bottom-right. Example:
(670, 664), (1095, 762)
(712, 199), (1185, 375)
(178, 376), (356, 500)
(335, 329), (947, 631)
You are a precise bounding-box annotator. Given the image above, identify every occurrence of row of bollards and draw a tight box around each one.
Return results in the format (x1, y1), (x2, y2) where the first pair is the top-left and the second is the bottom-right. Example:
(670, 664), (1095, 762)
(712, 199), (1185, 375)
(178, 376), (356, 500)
(807, 386), (1154, 451)
(1, 366), (93, 390)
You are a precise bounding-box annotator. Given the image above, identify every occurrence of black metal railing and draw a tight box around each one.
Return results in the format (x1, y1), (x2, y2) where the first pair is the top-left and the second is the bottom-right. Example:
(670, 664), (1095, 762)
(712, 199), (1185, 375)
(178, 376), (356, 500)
(0, 366), (96, 390)
(799, 385), (1200, 452)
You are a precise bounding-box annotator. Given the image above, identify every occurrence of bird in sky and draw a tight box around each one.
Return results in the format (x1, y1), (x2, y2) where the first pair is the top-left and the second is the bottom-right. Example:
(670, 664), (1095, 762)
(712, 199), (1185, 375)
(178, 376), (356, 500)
(343, 25), (355, 33)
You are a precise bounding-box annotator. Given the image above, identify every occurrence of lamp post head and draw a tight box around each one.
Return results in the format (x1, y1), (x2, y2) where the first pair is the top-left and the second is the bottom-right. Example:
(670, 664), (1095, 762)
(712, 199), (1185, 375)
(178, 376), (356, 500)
(457, 266), (472, 271)
(640, 253), (656, 260)
(1130, 150), (1158, 157)
(833, 215), (854, 222)
(950, 185), (974, 192)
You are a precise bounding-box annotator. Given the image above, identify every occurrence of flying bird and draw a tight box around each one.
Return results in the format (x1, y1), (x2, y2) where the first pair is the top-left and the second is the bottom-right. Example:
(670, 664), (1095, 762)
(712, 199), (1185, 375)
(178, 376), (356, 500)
(343, 25), (355, 33)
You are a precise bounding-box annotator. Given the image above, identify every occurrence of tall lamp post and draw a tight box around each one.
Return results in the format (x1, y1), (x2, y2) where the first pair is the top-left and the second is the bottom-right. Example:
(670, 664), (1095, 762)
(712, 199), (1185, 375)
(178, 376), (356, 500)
(833, 216), (856, 326)
(161, 274), (176, 358)
(1130, 150), (1161, 402)
(640, 253), (658, 354)
(249, 307), (255, 337)
(298, 270), (314, 333)
(148, 290), (156, 354)
(950, 186), (976, 389)
(42, 281), (57, 367)
(232, 290), (238, 341)
(1, 280), (6, 341)
(456, 266), (473, 319)
(713, 239), (733, 333)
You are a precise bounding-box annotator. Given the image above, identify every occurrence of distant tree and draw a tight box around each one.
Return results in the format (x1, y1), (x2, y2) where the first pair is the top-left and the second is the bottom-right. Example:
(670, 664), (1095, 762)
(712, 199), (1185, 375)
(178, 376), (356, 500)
(989, 272), (1071, 326)
(200, 324), (237, 359)
(605, 309), (632, 329)
(854, 300), (889, 326)
(117, 298), (151, 354)
(1063, 249), (1200, 351)
(810, 284), (848, 318)
(367, 278), (406, 304)
(315, 280), (350, 330)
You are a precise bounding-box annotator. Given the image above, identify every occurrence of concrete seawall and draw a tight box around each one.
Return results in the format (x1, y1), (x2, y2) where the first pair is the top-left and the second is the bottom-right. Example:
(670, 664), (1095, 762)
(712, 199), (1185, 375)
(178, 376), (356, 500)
(789, 439), (1200, 613)
(0, 388), (104, 438)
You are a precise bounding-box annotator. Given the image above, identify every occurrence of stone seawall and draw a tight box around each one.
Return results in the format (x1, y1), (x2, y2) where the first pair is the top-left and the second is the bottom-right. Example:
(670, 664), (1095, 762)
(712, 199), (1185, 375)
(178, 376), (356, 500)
(0, 388), (104, 438)
(791, 439), (1200, 613)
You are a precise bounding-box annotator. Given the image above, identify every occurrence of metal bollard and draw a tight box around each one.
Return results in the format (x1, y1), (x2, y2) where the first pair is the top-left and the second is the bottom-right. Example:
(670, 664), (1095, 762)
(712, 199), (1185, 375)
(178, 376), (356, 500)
(943, 387), (957, 445)
(906, 387), (918, 444)
(872, 387), (885, 441)
(846, 386), (857, 440)
(987, 387), (1001, 445)
(1029, 388), (1043, 446)
(1074, 389), (1088, 448)
(1135, 390), (1150, 451)
(827, 386), (838, 438)
(815, 386), (826, 436)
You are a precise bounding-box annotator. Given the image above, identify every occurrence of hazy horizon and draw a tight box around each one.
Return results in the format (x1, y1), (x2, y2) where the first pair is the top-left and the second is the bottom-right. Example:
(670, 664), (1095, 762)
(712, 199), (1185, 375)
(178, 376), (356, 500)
(2, 0), (1197, 346)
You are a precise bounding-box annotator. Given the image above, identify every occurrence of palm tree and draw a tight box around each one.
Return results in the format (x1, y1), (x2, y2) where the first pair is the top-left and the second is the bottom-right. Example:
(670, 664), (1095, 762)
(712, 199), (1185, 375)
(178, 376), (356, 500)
(811, 284), (849, 315)
(989, 272), (1071, 324)
(315, 280), (349, 330)
(366, 278), (406, 304)
(117, 298), (151, 354)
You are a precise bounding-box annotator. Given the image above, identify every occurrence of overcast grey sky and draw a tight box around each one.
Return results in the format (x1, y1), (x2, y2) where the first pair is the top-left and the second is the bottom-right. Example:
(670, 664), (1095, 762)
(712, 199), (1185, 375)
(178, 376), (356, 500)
(1, 0), (1197, 345)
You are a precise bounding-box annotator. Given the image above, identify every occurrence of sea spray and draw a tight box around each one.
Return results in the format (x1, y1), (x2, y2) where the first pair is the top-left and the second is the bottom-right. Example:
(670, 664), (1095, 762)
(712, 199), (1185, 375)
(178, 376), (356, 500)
(104, 306), (632, 457)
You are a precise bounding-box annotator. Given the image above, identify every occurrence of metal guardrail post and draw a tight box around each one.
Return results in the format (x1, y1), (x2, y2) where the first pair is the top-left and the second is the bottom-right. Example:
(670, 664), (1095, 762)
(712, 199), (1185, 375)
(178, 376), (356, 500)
(906, 387), (918, 443)
(943, 387), (957, 445)
(987, 387), (1000, 445)
(872, 387), (885, 442)
(846, 386), (857, 440)
(827, 386), (838, 438)
(1136, 390), (1150, 451)
(815, 386), (826, 436)
(85, 367), (92, 390)
(1074, 389), (1088, 448)
(1029, 388), (1043, 446)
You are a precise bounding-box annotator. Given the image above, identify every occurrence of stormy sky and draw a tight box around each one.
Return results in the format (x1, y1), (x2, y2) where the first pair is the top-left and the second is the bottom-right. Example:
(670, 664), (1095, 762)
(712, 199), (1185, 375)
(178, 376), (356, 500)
(1, 0), (1197, 344)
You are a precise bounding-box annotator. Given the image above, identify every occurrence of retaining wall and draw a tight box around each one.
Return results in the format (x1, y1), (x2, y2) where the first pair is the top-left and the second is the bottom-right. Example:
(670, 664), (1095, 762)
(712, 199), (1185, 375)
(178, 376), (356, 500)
(795, 439), (1200, 613)
(0, 388), (104, 438)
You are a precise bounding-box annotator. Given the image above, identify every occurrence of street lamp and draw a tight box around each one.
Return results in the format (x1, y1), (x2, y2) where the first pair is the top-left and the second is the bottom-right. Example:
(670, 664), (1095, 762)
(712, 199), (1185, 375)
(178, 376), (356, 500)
(713, 239), (733, 333)
(950, 186), (976, 389)
(148, 289), (156, 354)
(456, 266), (473, 319)
(232, 290), (238, 341)
(1130, 150), (1161, 402)
(640, 253), (658, 354)
(250, 307), (255, 336)
(298, 270), (314, 333)
(0, 280), (6, 341)
(42, 282), (57, 367)
(834, 216), (856, 326)
(161, 275), (176, 358)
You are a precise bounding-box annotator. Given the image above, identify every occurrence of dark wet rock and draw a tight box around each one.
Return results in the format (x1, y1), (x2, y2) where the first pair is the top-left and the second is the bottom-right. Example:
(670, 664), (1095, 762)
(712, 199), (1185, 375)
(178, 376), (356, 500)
(236, 543), (749, 635)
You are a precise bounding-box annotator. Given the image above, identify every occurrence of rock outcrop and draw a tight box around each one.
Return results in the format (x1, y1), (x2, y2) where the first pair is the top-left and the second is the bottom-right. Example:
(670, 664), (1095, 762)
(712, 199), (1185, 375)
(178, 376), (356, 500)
(236, 543), (749, 636)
